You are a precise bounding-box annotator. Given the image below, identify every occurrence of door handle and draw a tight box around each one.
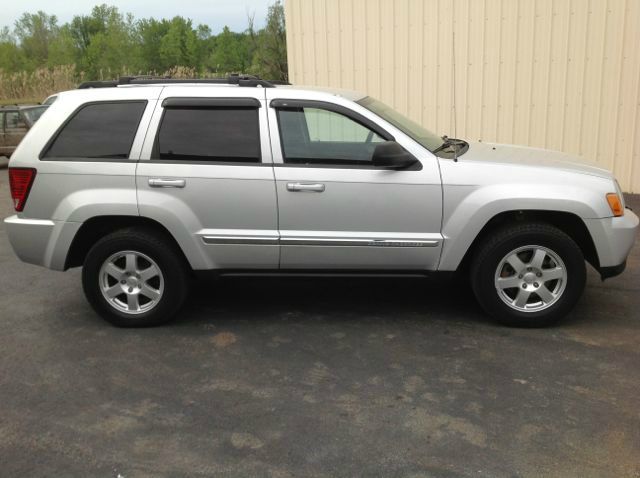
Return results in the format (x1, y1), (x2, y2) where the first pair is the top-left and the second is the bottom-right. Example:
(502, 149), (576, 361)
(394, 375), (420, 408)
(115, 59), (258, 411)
(148, 178), (186, 188)
(286, 182), (325, 192)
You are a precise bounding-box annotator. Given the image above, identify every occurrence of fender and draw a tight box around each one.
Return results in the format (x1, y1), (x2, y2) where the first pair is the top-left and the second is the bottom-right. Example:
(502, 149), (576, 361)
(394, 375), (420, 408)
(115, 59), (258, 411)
(438, 181), (613, 271)
(136, 189), (216, 270)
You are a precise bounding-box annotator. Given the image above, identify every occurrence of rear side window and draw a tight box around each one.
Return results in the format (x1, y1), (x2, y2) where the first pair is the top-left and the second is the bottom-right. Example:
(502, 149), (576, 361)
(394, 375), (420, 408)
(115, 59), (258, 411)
(5, 111), (28, 133)
(43, 101), (146, 159)
(154, 107), (261, 163)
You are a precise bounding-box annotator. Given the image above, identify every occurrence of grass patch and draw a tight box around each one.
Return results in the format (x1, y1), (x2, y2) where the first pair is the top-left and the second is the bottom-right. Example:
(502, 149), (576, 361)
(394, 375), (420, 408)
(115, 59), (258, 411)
(0, 98), (42, 106)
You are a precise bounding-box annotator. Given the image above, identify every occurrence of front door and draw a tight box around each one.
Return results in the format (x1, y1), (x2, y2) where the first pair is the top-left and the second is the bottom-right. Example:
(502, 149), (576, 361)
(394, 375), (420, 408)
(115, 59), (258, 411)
(137, 87), (279, 270)
(266, 93), (443, 270)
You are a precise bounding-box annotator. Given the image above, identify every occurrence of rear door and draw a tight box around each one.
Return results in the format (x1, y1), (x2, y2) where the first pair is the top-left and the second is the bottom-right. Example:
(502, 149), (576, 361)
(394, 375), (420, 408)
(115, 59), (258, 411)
(136, 86), (279, 270)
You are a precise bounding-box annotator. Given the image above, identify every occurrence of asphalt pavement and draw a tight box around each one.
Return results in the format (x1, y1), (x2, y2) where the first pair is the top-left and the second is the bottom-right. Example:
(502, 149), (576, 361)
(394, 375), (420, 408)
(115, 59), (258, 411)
(0, 170), (639, 477)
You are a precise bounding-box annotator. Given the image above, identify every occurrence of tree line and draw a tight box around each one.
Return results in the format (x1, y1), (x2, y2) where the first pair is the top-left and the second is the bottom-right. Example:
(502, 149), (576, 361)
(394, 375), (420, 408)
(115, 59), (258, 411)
(0, 1), (287, 81)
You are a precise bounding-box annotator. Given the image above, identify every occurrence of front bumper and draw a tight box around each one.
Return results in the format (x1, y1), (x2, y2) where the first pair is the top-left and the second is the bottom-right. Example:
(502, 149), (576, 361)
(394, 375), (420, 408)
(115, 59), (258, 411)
(4, 215), (81, 270)
(584, 208), (639, 279)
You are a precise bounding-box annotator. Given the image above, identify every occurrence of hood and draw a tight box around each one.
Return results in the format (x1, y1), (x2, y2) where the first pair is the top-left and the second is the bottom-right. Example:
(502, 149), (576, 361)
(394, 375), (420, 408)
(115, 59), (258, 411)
(461, 141), (613, 180)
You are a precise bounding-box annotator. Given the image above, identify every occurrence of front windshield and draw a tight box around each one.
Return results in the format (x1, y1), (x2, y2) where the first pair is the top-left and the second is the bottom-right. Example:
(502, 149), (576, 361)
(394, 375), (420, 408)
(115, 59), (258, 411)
(357, 96), (445, 152)
(22, 106), (48, 125)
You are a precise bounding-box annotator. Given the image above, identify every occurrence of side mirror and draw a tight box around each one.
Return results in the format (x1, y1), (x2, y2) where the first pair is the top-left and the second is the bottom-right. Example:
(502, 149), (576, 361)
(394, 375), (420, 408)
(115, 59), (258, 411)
(371, 141), (419, 170)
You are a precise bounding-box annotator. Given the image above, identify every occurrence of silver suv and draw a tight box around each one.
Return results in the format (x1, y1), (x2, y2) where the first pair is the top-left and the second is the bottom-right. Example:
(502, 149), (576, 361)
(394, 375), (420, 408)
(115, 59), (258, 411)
(4, 75), (638, 327)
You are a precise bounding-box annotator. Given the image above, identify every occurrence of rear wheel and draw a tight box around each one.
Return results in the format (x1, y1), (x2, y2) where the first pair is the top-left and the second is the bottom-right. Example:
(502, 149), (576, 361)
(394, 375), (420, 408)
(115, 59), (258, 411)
(82, 228), (188, 327)
(470, 223), (586, 327)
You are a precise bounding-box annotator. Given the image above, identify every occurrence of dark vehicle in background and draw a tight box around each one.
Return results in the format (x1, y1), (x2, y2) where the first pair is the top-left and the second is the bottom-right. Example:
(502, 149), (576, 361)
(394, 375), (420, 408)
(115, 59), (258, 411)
(0, 105), (48, 158)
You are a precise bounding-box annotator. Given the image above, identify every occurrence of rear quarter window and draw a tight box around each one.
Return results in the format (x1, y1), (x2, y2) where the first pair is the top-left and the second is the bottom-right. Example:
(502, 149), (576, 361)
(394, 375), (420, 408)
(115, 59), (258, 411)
(42, 101), (147, 160)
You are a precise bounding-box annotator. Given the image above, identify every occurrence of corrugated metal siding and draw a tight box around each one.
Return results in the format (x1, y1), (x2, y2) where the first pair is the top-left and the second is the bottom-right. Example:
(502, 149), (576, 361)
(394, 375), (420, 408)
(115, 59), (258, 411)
(285, 0), (640, 192)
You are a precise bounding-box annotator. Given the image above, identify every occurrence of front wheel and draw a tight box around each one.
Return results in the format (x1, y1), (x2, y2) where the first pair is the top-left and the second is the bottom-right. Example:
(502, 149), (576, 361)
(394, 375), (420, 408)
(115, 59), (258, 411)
(82, 228), (189, 327)
(470, 223), (586, 327)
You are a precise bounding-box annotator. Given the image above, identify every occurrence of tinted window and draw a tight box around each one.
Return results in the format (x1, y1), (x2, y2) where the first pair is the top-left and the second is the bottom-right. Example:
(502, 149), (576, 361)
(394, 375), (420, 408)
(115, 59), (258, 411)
(5, 111), (27, 132)
(44, 101), (146, 159)
(155, 107), (261, 162)
(22, 106), (48, 125)
(277, 107), (385, 166)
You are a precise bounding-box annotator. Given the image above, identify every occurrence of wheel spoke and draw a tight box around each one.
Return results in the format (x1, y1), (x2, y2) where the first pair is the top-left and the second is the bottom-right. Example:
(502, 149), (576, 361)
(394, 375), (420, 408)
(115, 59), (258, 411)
(497, 276), (521, 289)
(125, 253), (137, 273)
(127, 293), (140, 311)
(530, 248), (547, 269)
(543, 267), (564, 281)
(104, 262), (124, 279)
(139, 264), (159, 282)
(506, 254), (526, 273)
(514, 289), (531, 308)
(105, 284), (122, 298)
(140, 284), (160, 301)
(536, 285), (555, 304)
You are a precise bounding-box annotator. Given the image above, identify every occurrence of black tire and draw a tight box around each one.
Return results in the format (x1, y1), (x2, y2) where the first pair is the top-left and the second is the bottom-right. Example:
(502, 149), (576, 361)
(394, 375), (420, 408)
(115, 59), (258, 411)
(470, 222), (586, 327)
(82, 227), (189, 327)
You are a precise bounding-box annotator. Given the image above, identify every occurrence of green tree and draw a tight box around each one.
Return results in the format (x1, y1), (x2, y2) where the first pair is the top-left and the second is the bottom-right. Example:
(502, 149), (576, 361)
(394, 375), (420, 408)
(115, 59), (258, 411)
(0, 1), (289, 81)
(250, 1), (287, 81)
(212, 26), (250, 74)
(159, 17), (199, 69)
(136, 18), (169, 72)
(0, 27), (25, 71)
(14, 11), (59, 69)
(47, 25), (76, 67)
(69, 5), (139, 76)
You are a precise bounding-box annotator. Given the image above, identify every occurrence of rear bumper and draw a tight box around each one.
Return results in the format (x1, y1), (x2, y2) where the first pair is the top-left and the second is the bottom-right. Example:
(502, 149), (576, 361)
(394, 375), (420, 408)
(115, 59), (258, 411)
(584, 208), (639, 278)
(4, 215), (81, 270)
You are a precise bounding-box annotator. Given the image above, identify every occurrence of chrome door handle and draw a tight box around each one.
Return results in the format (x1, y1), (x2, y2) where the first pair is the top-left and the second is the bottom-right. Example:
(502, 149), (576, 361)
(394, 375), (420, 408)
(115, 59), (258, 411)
(286, 182), (325, 192)
(148, 178), (186, 188)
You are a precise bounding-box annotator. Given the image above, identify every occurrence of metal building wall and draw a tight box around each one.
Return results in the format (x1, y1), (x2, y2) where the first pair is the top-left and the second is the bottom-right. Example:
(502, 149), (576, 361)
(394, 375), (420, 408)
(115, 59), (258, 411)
(284, 0), (640, 192)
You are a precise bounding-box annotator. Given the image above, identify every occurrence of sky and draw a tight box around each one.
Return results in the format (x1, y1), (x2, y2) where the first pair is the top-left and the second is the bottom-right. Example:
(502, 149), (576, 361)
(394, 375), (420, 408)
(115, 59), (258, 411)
(1, 0), (272, 34)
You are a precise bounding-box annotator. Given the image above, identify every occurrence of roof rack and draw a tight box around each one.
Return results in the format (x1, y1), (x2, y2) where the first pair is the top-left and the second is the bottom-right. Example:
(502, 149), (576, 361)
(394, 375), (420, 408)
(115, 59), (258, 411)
(77, 74), (284, 89)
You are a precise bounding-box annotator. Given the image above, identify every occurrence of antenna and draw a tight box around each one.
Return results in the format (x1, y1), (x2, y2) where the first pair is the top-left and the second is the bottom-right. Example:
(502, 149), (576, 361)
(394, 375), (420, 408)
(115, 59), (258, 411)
(451, 16), (457, 139)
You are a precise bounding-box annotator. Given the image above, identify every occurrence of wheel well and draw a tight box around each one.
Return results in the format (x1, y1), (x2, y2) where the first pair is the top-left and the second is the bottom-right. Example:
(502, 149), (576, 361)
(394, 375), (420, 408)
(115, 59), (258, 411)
(457, 210), (600, 273)
(65, 216), (190, 270)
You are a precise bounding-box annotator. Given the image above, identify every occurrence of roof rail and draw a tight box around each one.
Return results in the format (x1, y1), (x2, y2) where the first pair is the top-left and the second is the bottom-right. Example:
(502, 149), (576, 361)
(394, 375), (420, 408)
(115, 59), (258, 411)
(77, 74), (283, 89)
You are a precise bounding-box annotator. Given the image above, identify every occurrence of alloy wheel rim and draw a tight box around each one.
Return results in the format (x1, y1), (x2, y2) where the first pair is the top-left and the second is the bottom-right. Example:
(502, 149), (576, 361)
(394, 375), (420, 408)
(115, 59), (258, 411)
(99, 250), (164, 315)
(494, 245), (567, 312)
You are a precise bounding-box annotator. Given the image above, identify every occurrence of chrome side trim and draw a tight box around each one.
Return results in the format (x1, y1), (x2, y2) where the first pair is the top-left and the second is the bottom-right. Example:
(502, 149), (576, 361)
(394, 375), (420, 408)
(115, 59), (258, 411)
(280, 237), (439, 247)
(202, 235), (279, 245)
(200, 230), (441, 247)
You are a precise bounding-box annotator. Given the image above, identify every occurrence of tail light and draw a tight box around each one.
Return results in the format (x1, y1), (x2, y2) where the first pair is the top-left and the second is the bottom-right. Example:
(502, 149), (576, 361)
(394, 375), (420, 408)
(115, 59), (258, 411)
(8, 167), (37, 212)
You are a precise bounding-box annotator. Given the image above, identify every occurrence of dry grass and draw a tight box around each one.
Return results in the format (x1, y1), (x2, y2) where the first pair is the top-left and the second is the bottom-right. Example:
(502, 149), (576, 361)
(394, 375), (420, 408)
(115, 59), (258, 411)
(0, 65), (79, 102)
(0, 65), (232, 103)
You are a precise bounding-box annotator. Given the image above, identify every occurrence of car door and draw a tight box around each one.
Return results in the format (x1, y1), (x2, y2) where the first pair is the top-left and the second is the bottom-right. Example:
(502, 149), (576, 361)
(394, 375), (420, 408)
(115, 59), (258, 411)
(266, 90), (443, 270)
(0, 111), (5, 156)
(4, 110), (28, 156)
(137, 87), (279, 270)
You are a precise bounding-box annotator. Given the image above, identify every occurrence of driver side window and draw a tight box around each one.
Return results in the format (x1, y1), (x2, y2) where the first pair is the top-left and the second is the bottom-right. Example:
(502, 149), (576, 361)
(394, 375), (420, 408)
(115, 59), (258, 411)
(277, 106), (386, 166)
